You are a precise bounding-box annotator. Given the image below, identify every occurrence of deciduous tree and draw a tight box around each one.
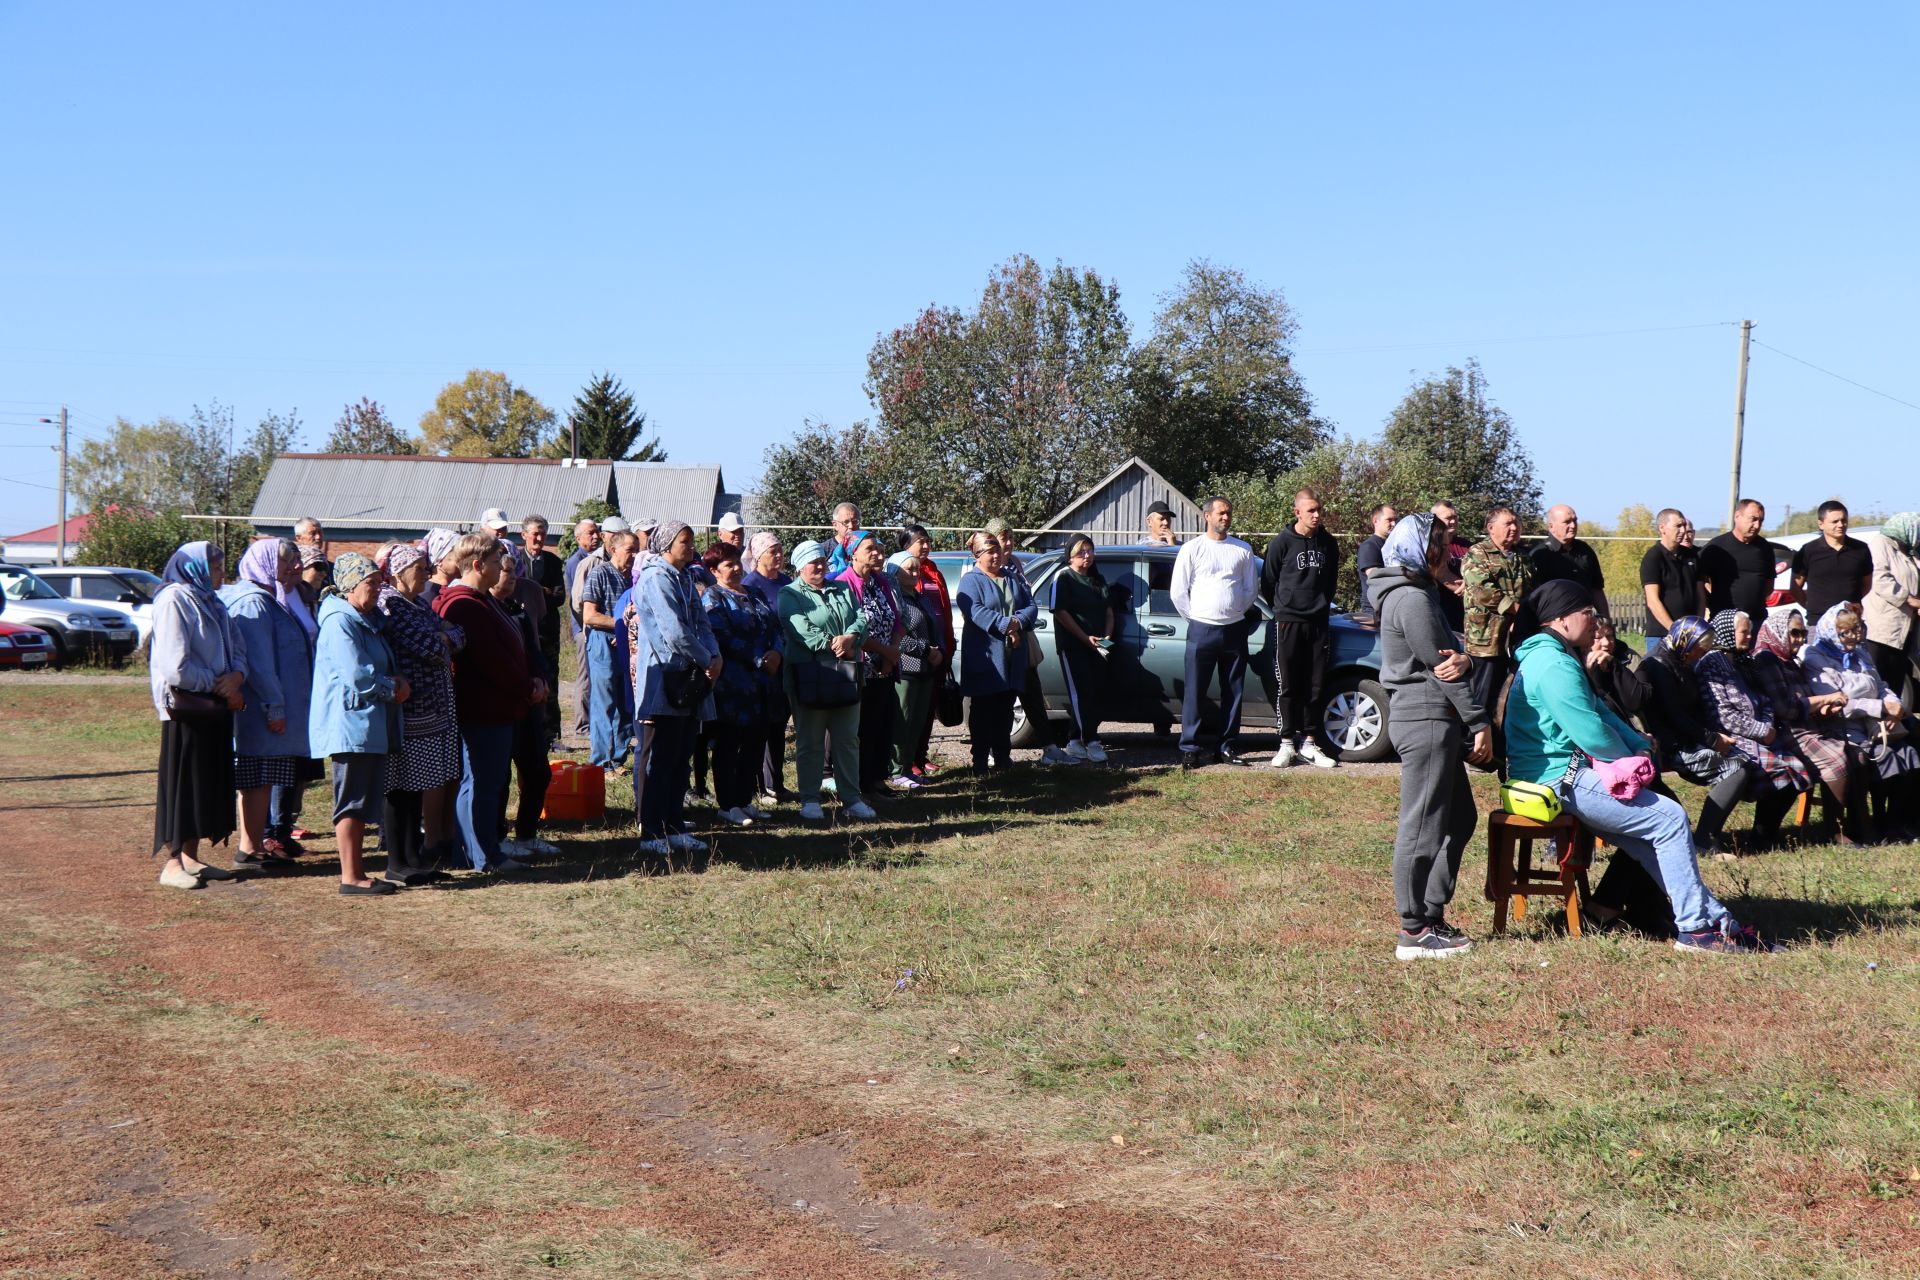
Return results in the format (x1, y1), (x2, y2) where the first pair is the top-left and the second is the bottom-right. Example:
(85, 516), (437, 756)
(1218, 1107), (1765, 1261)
(754, 420), (902, 541)
(324, 398), (416, 454)
(1379, 360), (1540, 531)
(418, 370), (554, 457)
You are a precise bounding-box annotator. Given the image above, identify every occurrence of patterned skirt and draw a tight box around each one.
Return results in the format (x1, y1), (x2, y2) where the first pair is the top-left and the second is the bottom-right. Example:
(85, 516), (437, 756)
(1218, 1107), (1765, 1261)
(1784, 726), (1851, 788)
(234, 753), (303, 790)
(386, 726), (462, 794)
(1729, 733), (1812, 795)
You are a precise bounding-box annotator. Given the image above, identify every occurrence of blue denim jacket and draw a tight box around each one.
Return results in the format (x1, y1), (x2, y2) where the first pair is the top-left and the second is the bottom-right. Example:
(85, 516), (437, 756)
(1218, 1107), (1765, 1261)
(308, 594), (403, 757)
(219, 581), (313, 758)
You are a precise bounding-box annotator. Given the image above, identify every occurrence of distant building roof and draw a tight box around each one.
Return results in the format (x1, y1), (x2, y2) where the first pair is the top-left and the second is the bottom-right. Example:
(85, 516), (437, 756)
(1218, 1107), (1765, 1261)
(1025, 456), (1202, 547)
(610, 463), (736, 530)
(250, 454), (615, 529)
(1, 512), (93, 544)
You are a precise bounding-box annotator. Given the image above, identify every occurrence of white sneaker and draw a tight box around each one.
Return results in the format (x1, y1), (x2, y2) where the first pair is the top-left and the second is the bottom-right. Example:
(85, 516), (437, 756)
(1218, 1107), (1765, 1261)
(1269, 741), (1299, 769)
(1085, 740), (1108, 764)
(1298, 739), (1339, 769)
(718, 807), (754, 827)
(885, 775), (921, 791)
(635, 837), (673, 857)
(1040, 745), (1078, 767)
(744, 805), (773, 821)
(158, 864), (204, 890)
(1062, 740), (1090, 762)
(667, 832), (708, 853)
(845, 800), (878, 820)
(527, 837), (561, 856)
(799, 802), (826, 821)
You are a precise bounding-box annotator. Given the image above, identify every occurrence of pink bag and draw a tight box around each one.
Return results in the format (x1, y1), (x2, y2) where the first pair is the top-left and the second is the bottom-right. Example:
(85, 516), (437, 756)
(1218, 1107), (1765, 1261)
(1591, 754), (1655, 800)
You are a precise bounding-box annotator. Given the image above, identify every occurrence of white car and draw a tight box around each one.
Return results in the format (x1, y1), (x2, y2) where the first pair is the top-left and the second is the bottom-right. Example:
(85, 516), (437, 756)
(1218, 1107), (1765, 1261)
(34, 565), (165, 645)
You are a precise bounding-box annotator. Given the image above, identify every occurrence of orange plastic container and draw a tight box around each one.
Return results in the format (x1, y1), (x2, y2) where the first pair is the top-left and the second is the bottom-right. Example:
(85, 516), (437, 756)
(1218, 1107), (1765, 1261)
(541, 761), (606, 821)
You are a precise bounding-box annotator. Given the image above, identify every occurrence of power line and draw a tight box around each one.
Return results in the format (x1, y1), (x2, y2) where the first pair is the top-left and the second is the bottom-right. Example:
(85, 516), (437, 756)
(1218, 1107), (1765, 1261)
(1749, 339), (1920, 414)
(0, 475), (59, 491)
(1298, 321), (1737, 356)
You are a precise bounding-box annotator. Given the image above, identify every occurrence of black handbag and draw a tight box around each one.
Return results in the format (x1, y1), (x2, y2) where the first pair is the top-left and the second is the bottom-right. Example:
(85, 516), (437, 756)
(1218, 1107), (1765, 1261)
(168, 686), (232, 720)
(792, 656), (863, 709)
(936, 674), (965, 727)
(662, 663), (713, 712)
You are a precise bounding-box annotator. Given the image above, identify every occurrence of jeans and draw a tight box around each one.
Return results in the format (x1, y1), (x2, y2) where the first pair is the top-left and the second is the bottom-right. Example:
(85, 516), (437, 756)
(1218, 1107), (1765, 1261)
(1558, 766), (1732, 934)
(1181, 619), (1249, 754)
(268, 782), (300, 839)
(455, 723), (515, 870)
(585, 630), (631, 769)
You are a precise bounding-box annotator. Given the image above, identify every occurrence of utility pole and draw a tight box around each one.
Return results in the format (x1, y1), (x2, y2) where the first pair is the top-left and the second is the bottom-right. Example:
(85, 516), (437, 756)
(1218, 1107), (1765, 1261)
(1728, 320), (1752, 528)
(37, 407), (69, 565)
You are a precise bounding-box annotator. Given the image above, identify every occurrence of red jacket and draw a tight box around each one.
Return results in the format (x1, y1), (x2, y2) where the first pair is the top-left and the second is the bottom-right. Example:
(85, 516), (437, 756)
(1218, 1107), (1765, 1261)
(433, 583), (533, 727)
(918, 560), (956, 660)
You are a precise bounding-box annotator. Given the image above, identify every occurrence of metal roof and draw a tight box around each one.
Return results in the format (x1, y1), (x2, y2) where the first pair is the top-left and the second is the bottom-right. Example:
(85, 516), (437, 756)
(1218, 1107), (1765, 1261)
(249, 455), (615, 529)
(610, 464), (735, 529)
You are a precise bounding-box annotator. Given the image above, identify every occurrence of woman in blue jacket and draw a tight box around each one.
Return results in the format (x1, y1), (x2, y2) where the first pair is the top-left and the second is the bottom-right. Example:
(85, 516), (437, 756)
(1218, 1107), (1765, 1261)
(955, 530), (1038, 772)
(630, 520), (721, 863)
(310, 553), (411, 895)
(220, 538), (313, 871)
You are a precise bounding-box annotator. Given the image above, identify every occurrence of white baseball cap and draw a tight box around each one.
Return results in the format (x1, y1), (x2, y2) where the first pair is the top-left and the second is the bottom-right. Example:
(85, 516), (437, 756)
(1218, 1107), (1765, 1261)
(601, 516), (632, 534)
(717, 512), (745, 531)
(480, 507), (510, 531)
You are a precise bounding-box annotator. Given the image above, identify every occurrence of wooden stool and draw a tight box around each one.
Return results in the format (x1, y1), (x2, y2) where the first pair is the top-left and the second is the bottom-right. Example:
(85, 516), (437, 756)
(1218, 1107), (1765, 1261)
(1484, 811), (1597, 936)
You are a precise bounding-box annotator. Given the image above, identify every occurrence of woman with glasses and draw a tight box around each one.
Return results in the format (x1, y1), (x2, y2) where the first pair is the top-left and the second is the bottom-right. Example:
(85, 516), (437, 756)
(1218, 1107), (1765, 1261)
(1802, 602), (1920, 840)
(956, 530), (1037, 773)
(1049, 535), (1117, 763)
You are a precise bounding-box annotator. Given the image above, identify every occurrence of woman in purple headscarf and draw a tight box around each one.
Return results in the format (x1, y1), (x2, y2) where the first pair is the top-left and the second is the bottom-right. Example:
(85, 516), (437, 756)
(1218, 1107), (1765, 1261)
(218, 538), (313, 869)
(149, 540), (249, 890)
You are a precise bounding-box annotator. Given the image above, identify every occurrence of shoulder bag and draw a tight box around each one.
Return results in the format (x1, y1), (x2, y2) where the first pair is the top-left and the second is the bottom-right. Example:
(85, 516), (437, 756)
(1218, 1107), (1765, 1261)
(792, 655), (863, 709)
(168, 686), (233, 720)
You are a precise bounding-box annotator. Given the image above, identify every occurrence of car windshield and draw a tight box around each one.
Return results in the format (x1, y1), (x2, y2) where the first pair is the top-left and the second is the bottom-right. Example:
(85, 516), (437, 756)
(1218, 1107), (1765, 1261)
(0, 567), (65, 601)
(117, 570), (163, 601)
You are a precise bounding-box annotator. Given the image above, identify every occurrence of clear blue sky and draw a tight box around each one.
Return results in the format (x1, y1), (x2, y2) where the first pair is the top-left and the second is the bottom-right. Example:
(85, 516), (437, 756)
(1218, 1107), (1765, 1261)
(4, 2), (1916, 539)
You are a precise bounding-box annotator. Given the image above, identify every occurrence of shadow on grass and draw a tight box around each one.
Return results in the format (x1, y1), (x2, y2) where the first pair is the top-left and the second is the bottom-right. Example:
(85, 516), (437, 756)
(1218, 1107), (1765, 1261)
(508, 766), (1152, 880)
(1726, 892), (1920, 945)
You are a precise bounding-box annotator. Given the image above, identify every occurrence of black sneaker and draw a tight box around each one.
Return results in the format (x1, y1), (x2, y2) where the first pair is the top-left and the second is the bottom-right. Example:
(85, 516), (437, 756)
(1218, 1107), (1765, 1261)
(1395, 925), (1472, 961)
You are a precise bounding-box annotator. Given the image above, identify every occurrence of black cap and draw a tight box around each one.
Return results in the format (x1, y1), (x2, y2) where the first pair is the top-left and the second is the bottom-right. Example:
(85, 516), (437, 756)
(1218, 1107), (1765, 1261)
(1525, 579), (1592, 627)
(1146, 500), (1173, 518)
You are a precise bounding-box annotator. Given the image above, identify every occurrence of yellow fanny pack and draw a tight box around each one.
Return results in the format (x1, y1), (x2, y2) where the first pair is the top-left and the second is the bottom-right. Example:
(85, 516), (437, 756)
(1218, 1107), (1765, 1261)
(1500, 780), (1563, 823)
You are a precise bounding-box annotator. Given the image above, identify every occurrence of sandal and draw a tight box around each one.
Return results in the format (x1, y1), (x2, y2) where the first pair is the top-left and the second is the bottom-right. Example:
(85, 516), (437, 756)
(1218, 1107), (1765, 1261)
(234, 849), (296, 870)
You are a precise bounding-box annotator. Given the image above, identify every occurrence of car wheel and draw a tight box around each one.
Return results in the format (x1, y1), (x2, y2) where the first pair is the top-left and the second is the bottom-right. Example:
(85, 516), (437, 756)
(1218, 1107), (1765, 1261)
(1316, 672), (1393, 763)
(1008, 702), (1044, 749)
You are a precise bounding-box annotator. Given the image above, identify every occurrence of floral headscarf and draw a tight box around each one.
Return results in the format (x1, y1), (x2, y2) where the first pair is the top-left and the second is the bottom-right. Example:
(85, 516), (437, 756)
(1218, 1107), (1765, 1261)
(1881, 513), (1920, 551)
(385, 544), (425, 578)
(1753, 611), (1804, 662)
(333, 552), (379, 594)
(650, 519), (690, 558)
(1810, 601), (1872, 672)
(160, 541), (222, 600)
(1663, 615), (1713, 658)
(1379, 512), (1437, 576)
(747, 531), (781, 567)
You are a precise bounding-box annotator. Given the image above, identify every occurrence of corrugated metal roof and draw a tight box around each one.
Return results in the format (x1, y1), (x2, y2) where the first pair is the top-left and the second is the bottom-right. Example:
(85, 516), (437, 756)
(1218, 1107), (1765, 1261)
(250, 455), (614, 528)
(610, 464), (734, 529)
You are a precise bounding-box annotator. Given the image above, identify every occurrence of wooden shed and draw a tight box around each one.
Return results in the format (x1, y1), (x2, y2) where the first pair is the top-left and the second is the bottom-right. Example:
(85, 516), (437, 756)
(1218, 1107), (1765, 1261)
(1023, 457), (1202, 549)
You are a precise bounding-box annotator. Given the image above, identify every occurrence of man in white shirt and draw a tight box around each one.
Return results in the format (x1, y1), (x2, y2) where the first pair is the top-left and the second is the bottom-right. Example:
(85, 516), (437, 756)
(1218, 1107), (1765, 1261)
(1170, 497), (1262, 768)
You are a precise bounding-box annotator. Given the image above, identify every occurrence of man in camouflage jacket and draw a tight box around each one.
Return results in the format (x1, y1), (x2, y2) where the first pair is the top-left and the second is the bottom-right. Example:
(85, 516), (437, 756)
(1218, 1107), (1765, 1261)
(1461, 506), (1533, 742)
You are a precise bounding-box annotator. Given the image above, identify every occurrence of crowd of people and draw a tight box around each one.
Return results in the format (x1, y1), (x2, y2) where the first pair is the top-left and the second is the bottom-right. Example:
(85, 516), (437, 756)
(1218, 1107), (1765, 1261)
(142, 495), (1920, 962)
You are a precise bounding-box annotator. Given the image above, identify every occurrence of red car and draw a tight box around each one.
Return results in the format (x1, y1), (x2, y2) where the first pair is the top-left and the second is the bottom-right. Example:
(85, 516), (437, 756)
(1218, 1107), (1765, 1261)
(0, 618), (56, 669)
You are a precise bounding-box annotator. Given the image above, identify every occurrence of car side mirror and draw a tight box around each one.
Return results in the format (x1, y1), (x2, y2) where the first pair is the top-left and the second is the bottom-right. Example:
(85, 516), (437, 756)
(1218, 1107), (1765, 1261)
(118, 592), (140, 605)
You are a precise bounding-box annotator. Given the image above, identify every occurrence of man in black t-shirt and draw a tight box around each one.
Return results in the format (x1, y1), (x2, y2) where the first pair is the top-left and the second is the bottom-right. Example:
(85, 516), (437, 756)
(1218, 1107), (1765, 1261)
(1353, 503), (1396, 614)
(1791, 500), (1872, 624)
(1701, 498), (1784, 623)
(1261, 487), (1341, 769)
(1527, 504), (1607, 612)
(1638, 507), (1705, 648)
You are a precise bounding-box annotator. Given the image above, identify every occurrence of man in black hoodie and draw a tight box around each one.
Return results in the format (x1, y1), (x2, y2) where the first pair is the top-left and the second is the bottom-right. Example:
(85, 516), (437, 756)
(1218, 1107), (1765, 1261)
(1261, 488), (1342, 768)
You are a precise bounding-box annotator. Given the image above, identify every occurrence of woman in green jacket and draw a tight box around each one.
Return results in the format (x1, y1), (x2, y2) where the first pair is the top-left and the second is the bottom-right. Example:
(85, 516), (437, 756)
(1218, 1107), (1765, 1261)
(778, 540), (872, 822)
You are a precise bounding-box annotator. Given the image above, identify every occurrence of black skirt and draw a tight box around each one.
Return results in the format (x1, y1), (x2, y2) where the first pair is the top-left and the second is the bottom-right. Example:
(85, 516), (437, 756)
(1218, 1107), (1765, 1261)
(153, 714), (236, 855)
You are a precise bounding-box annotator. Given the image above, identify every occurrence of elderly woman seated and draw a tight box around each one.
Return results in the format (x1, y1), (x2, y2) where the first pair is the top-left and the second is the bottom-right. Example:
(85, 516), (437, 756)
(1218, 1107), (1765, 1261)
(1800, 603), (1920, 842)
(1747, 611), (1870, 845)
(1693, 610), (1812, 852)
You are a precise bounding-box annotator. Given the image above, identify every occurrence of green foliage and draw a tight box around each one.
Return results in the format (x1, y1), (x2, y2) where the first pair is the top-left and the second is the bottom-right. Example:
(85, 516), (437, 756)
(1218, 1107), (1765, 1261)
(1380, 360), (1541, 530)
(1122, 260), (1328, 496)
(753, 419), (899, 540)
(559, 497), (620, 557)
(418, 370), (555, 458)
(75, 505), (200, 574)
(866, 255), (1133, 531)
(545, 373), (666, 462)
(324, 398), (416, 454)
(71, 402), (299, 524)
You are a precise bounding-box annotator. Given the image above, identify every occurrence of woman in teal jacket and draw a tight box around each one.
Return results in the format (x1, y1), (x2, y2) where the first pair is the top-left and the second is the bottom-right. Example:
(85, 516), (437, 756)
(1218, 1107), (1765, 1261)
(1505, 579), (1766, 954)
(310, 553), (410, 895)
